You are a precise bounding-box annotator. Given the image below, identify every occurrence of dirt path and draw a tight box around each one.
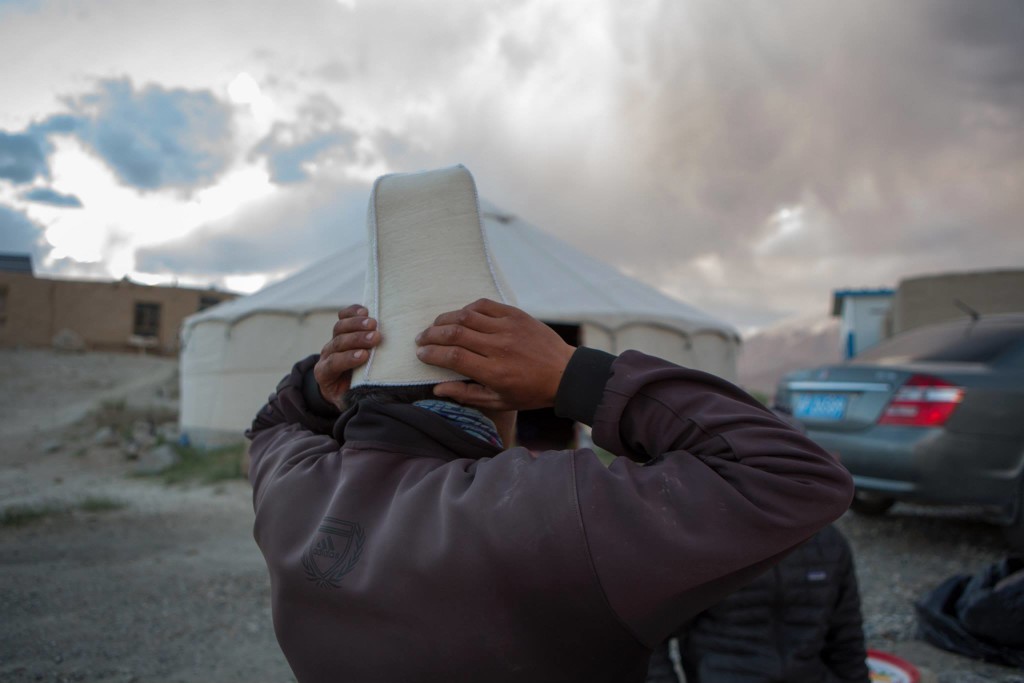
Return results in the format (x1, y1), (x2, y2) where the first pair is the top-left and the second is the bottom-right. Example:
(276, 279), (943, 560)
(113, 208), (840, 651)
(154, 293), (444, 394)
(0, 349), (292, 683)
(0, 349), (179, 440)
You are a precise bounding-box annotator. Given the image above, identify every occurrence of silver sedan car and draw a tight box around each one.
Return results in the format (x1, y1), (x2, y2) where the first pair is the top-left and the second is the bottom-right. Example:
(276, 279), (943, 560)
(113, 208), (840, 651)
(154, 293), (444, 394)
(774, 314), (1024, 549)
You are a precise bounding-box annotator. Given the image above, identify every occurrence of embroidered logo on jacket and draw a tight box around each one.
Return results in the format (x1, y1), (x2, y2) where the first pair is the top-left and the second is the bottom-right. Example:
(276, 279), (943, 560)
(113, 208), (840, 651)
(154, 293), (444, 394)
(302, 517), (366, 589)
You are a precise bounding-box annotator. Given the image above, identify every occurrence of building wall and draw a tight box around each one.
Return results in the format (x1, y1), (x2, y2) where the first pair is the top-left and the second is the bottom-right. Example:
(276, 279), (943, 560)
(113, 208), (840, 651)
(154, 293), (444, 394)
(891, 270), (1024, 334)
(0, 272), (236, 354)
(839, 295), (892, 358)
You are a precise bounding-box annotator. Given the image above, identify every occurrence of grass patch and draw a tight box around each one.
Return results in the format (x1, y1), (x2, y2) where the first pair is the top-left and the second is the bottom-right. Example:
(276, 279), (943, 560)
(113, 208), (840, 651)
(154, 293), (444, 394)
(1, 497), (126, 527)
(88, 398), (178, 436)
(79, 496), (126, 512)
(0, 503), (66, 528)
(154, 443), (247, 486)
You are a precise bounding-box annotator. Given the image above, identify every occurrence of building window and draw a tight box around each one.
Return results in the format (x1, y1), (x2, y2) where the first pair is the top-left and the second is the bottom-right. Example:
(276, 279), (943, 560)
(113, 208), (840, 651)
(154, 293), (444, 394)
(0, 286), (7, 327)
(133, 302), (161, 338)
(198, 295), (221, 311)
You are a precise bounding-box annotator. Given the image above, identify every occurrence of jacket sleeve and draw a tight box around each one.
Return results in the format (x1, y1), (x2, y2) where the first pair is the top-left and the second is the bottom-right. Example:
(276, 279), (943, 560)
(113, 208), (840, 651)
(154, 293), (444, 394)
(556, 348), (855, 647)
(822, 535), (870, 683)
(245, 354), (342, 507)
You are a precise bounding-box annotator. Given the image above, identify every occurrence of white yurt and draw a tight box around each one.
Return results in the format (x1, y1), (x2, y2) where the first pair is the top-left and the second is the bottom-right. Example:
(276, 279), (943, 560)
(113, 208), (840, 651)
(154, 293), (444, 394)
(179, 200), (741, 445)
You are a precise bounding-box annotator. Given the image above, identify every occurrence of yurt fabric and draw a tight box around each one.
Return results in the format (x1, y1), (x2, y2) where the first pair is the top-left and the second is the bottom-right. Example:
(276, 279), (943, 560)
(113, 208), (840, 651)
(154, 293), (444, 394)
(180, 201), (741, 443)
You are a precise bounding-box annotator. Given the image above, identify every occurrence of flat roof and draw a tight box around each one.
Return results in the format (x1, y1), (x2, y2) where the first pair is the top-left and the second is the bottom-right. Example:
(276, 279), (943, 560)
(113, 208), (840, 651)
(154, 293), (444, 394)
(0, 253), (33, 274)
(831, 288), (895, 315)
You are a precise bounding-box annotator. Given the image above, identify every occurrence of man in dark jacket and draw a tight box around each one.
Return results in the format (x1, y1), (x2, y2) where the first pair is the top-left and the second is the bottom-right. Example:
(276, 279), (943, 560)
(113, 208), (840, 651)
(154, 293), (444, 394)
(646, 525), (869, 683)
(248, 299), (854, 683)
(245, 165), (854, 682)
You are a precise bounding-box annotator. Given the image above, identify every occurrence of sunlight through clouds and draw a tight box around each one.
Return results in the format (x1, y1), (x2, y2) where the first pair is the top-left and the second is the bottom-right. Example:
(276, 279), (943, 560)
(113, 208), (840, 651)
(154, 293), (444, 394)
(691, 253), (726, 285)
(191, 164), (276, 225)
(223, 273), (270, 294)
(31, 136), (277, 279)
(228, 72), (275, 130)
(755, 205), (806, 254)
(222, 267), (299, 295)
(0, 0), (1022, 328)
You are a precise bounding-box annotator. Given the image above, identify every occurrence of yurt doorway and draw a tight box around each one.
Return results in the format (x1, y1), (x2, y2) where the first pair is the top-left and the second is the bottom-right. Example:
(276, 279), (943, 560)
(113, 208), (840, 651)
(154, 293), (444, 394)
(515, 322), (580, 451)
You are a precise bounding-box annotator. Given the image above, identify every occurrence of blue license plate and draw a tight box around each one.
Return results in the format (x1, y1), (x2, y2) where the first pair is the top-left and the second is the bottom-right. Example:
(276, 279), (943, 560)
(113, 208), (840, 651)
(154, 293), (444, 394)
(793, 393), (848, 420)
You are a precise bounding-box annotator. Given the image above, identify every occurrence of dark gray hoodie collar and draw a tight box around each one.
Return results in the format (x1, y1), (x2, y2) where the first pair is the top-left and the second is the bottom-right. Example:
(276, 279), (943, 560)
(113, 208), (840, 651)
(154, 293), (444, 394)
(333, 400), (503, 462)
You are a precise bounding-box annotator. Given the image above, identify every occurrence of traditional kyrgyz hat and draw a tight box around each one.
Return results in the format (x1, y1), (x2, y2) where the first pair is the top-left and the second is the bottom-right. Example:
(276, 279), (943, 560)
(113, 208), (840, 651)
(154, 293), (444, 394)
(351, 164), (514, 387)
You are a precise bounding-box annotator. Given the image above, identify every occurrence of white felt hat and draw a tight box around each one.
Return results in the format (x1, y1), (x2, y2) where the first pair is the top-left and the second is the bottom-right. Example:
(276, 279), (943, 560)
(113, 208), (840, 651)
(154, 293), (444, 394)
(351, 164), (515, 387)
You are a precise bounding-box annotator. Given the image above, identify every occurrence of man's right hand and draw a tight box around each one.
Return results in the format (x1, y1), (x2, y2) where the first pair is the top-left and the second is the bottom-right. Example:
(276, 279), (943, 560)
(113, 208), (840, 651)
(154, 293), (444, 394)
(415, 298), (575, 411)
(314, 305), (380, 410)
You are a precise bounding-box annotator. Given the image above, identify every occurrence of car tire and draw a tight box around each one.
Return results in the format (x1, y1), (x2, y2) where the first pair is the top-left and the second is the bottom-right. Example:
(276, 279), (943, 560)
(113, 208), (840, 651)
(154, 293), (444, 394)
(849, 490), (895, 516)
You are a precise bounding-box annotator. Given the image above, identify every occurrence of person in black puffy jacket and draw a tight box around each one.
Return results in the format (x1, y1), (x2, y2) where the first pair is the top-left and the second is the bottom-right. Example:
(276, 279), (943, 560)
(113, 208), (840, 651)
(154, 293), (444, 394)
(646, 524), (869, 683)
(916, 555), (1024, 667)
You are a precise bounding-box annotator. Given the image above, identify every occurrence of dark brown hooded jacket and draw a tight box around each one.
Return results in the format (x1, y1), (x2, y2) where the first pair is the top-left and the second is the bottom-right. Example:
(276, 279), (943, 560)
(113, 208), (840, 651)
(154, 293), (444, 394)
(247, 348), (854, 683)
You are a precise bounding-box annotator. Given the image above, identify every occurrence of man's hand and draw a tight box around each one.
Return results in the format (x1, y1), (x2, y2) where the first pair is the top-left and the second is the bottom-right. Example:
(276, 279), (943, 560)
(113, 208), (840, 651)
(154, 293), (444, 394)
(314, 305), (380, 409)
(415, 299), (575, 411)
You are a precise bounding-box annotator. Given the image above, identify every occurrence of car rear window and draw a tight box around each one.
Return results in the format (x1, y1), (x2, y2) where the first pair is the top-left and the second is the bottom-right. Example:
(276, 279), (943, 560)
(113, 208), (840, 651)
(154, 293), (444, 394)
(852, 318), (1024, 364)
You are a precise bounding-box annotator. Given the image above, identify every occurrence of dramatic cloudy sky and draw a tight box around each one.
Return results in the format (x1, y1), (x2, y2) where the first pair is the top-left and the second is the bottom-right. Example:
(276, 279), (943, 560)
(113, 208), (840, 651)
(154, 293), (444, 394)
(1, 0), (1022, 330)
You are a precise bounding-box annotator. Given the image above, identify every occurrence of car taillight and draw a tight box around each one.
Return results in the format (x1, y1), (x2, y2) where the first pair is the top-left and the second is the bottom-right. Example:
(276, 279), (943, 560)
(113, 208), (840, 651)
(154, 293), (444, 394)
(878, 374), (964, 427)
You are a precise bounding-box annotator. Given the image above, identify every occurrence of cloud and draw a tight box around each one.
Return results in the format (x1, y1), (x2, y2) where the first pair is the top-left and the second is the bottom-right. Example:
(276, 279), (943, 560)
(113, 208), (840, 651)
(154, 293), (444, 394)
(20, 187), (83, 207)
(256, 128), (355, 183)
(134, 174), (369, 276)
(43, 256), (114, 280)
(0, 0), (41, 16)
(2, 0), (1022, 330)
(0, 114), (80, 186)
(0, 204), (50, 263)
(251, 96), (359, 184)
(314, 61), (351, 84)
(0, 131), (48, 184)
(1, 79), (235, 197)
(415, 0), (1024, 326)
(66, 78), (235, 192)
(30, 114), (78, 136)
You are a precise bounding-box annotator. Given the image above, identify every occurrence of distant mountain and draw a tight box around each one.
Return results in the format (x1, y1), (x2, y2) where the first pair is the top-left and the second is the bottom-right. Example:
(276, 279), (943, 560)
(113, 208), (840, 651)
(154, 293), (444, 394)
(738, 313), (841, 398)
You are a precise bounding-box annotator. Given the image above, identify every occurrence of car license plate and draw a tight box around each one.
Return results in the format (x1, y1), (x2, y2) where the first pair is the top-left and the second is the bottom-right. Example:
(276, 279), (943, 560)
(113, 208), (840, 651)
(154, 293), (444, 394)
(793, 393), (848, 420)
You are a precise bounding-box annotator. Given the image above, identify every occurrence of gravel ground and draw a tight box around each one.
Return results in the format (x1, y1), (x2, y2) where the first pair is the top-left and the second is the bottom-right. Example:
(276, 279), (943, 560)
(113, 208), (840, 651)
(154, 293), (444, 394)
(837, 507), (1023, 682)
(0, 481), (291, 683)
(1, 349), (1022, 682)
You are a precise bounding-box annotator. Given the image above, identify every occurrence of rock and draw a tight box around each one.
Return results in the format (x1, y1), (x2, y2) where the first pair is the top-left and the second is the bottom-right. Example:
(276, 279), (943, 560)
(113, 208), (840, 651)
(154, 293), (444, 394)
(133, 444), (180, 475)
(91, 426), (119, 447)
(122, 441), (140, 460)
(157, 422), (179, 443)
(41, 439), (63, 454)
(51, 328), (86, 353)
(130, 420), (156, 449)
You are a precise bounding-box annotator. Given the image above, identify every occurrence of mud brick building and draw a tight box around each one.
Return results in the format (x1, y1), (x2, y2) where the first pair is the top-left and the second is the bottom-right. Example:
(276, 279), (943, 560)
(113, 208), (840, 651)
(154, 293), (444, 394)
(0, 254), (236, 355)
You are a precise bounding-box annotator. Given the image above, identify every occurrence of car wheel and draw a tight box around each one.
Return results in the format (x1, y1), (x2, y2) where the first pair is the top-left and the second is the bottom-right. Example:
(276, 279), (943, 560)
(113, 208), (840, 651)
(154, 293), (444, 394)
(849, 490), (895, 516)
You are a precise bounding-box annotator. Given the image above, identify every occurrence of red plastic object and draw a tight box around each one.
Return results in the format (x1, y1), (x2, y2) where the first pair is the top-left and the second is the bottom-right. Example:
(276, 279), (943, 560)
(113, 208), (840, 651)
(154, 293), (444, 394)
(866, 648), (921, 683)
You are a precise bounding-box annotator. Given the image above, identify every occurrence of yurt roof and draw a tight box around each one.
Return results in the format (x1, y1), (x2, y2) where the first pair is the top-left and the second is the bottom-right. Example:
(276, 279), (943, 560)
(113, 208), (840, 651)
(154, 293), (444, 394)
(183, 200), (740, 342)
